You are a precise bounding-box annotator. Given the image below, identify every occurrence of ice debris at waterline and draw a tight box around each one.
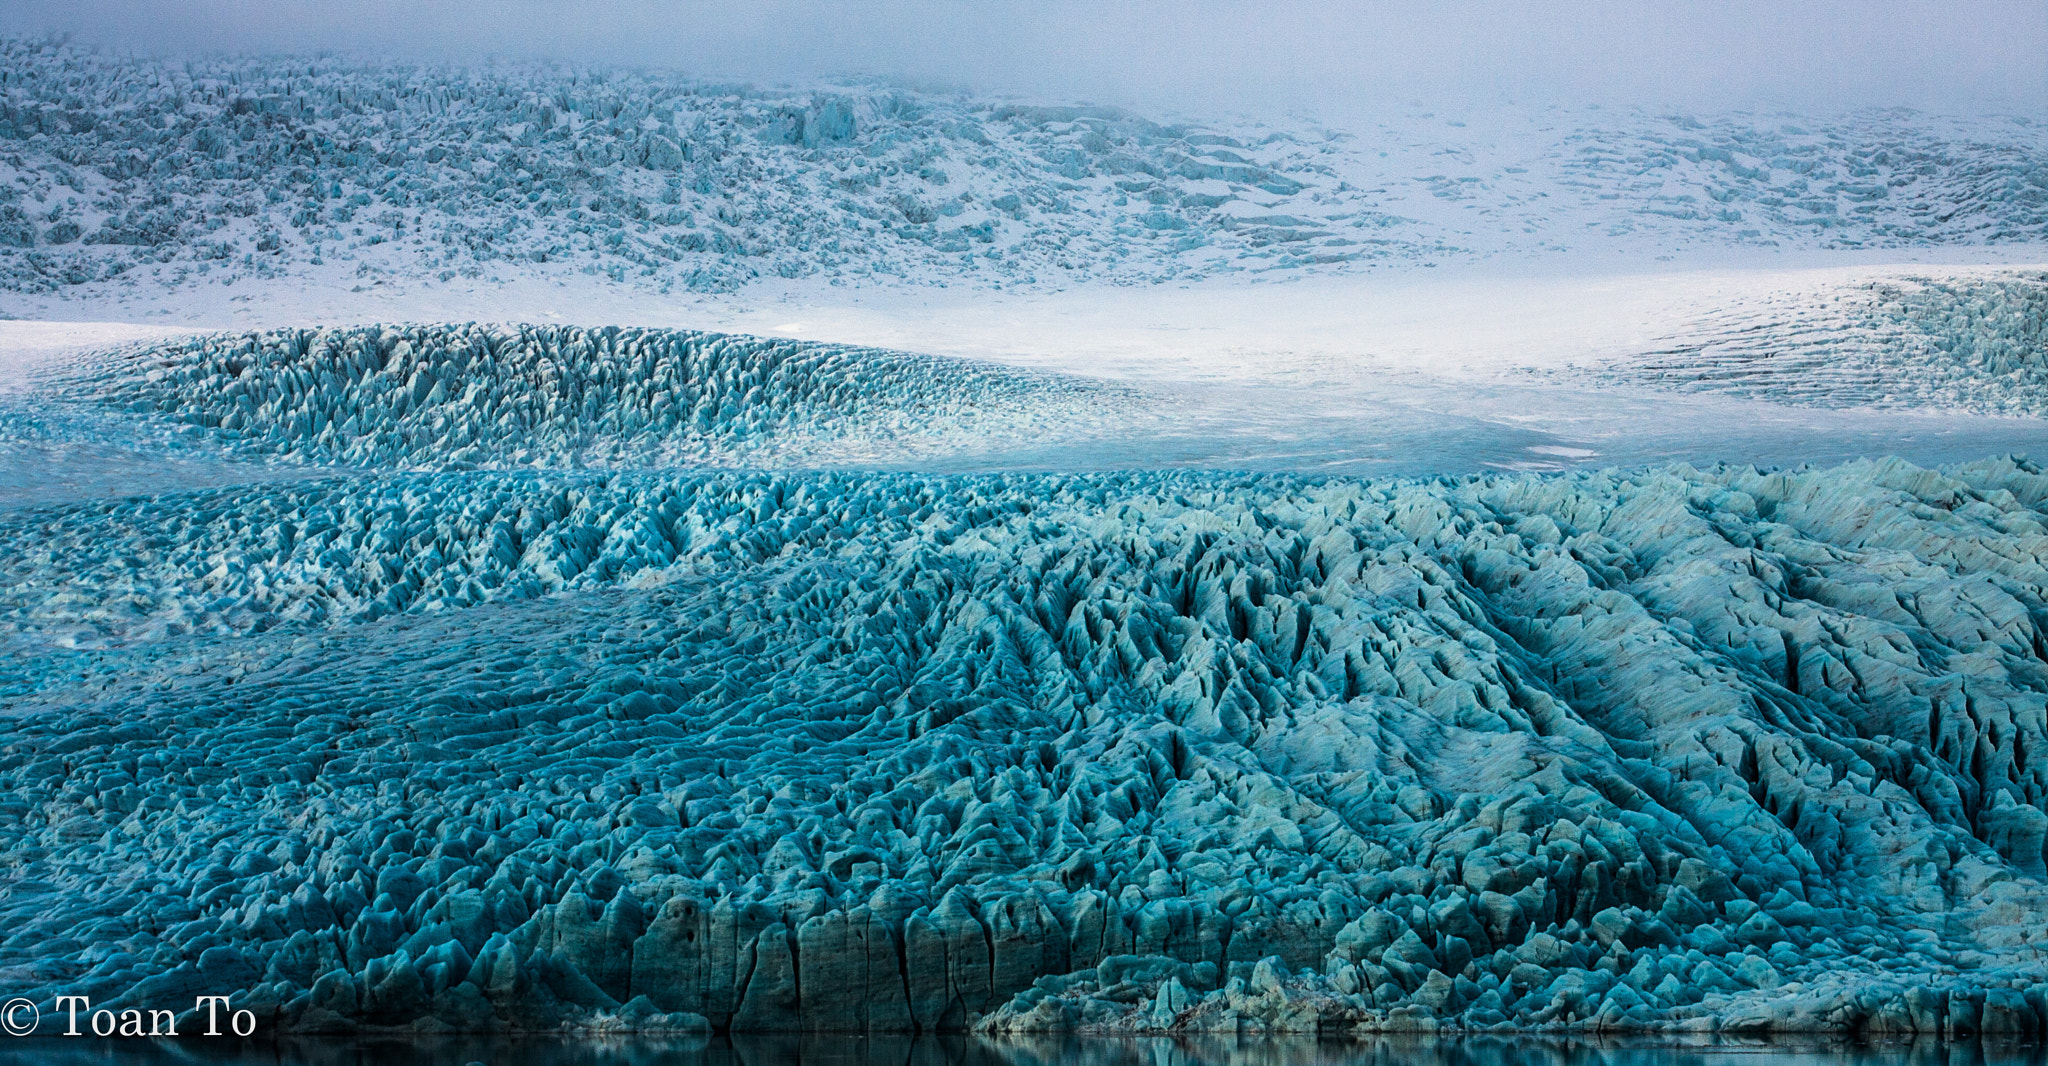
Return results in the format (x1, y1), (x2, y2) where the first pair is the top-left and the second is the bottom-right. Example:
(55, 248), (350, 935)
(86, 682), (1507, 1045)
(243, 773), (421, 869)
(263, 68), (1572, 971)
(4, 456), (2048, 1037)
(55, 323), (1127, 471)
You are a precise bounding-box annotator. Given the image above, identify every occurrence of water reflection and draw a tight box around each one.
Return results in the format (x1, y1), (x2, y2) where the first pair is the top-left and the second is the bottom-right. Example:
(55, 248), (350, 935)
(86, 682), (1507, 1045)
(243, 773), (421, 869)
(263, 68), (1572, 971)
(0, 1034), (2042, 1066)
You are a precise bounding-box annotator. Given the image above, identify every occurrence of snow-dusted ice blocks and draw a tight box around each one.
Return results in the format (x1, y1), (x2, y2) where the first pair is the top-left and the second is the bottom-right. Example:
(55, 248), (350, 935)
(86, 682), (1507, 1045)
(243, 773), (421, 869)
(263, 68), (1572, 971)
(1, 36), (2044, 300)
(3, 458), (2048, 1035)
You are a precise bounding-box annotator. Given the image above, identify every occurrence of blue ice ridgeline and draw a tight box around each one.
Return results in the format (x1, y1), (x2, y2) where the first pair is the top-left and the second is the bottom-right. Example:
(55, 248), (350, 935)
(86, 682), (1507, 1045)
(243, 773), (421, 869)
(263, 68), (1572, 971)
(57, 324), (1126, 471)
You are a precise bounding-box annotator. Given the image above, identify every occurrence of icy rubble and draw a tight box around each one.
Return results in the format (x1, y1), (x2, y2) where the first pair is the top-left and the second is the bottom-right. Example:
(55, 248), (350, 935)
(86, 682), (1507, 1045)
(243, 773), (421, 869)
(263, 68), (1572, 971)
(1586, 271), (2048, 416)
(0, 37), (2042, 303)
(54, 323), (1128, 473)
(3, 455), (2047, 1036)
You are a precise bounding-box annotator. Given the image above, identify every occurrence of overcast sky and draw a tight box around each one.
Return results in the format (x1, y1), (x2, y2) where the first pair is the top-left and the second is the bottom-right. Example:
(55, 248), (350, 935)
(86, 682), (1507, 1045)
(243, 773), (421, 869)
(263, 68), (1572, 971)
(3, 0), (2043, 117)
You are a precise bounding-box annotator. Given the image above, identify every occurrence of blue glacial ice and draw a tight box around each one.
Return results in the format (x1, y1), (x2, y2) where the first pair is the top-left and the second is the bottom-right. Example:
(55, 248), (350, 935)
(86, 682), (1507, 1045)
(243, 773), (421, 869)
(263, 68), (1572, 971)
(4, 441), (2048, 1035)
(1, 32), (2047, 1042)
(55, 323), (1131, 474)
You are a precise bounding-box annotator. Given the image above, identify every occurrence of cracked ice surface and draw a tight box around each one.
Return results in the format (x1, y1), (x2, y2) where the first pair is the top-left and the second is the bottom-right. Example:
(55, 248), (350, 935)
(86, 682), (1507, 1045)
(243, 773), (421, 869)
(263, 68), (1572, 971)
(4, 457), (2048, 1036)
(3, 31), (2048, 1046)
(1573, 271), (2048, 417)
(55, 323), (1135, 473)
(0, 35), (2043, 318)
(17, 305), (2048, 500)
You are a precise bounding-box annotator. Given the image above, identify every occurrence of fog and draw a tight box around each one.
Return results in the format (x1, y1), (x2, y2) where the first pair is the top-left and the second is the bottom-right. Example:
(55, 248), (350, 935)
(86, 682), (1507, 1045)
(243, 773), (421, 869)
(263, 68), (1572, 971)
(2, 0), (2043, 118)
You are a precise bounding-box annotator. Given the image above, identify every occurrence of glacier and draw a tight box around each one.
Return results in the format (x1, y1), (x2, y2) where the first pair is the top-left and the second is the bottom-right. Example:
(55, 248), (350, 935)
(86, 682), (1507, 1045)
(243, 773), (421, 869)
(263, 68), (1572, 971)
(0, 29), (2046, 1050)
(5, 447), (2048, 1036)
(56, 323), (1130, 473)
(18, 314), (2047, 496)
(1579, 270), (2048, 416)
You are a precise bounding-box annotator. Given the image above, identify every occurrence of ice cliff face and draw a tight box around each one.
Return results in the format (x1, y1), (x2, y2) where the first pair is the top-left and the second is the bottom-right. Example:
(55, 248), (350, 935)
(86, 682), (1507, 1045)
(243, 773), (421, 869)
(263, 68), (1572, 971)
(4, 455), (2047, 1036)
(0, 37), (2042, 302)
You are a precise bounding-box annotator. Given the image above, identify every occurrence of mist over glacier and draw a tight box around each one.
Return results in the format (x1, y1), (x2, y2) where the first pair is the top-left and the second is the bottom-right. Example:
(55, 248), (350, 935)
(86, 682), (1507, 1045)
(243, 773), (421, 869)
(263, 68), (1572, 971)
(5, 0), (2044, 117)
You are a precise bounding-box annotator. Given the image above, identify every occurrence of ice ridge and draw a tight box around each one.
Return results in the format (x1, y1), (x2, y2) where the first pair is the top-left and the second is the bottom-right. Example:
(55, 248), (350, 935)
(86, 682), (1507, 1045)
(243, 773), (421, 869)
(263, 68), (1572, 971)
(4, 457), (2047, 1036)
(55, 324), (1124, 472)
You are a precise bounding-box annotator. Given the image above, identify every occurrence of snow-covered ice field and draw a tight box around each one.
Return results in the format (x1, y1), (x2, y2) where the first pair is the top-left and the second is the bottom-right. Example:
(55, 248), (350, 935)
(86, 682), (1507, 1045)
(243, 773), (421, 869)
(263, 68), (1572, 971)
(3, 34), (2048, 1044)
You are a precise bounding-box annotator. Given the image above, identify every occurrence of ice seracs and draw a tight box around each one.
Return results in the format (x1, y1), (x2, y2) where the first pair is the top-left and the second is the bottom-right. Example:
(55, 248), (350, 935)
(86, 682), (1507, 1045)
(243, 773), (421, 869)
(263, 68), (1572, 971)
(3, 457), (2046, 1035)
(3, 29), (2047, 1044)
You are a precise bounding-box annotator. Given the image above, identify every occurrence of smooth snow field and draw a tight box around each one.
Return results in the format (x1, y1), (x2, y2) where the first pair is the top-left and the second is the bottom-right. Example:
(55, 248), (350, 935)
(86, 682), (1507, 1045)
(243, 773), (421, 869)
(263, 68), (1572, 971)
(3, 37), (2048, 1056)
